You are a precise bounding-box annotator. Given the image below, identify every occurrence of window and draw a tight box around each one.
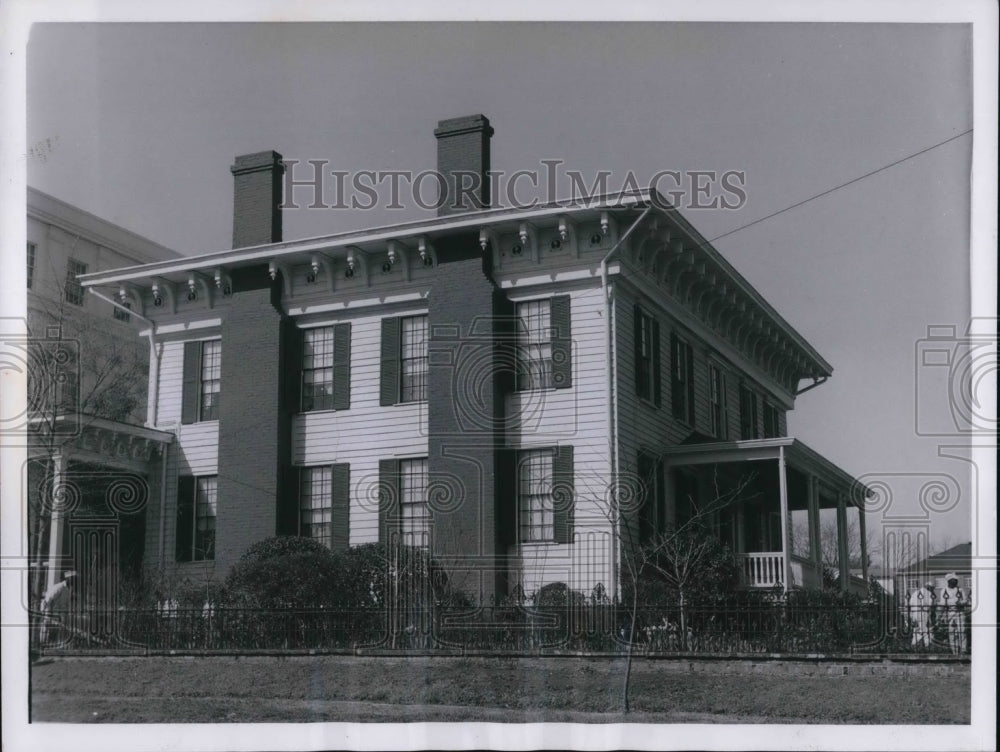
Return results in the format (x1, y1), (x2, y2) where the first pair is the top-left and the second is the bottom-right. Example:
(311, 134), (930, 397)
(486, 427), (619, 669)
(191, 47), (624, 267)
(113, 301), (132, 323)
(637, 451), (664, 544)
(709, 364), (728, 439)
(303, 327), (335, 411)
(739, 383), (758, 440)
(400, 316), (428, 402)
(634, 306), (660, 404)
(300, 466), (332, 543)
(519, 449), (555, 542)
(194, 477), (217, 561)
(199, 340), (221, 421)
(182, 340), (222, 424)
(26, 242), (36, 289)
(64, 258), (87, 306)
(763, 402), (780, 439)
(670, 333), (694, 424)
(514, 295), (572, 391)
(400, 458), (429, 547)
(516, 300), (552, 391)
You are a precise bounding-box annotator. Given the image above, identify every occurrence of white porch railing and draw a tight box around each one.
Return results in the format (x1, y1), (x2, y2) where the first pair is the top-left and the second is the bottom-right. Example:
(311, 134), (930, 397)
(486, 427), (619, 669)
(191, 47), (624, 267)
(737, 552), (784, 588)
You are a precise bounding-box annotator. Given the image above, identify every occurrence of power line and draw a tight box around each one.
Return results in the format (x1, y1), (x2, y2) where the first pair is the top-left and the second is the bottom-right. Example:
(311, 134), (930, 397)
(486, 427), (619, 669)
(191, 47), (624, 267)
(707, 128), (974, 245)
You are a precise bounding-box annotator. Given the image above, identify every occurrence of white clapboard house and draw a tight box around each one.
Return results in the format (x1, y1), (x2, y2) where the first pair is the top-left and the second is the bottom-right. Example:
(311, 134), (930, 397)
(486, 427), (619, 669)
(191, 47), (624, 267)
(75, 114), (870, 603)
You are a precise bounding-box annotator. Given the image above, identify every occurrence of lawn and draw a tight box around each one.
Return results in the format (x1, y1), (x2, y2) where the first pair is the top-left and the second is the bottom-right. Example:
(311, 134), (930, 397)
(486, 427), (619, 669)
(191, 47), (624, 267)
(30, 655), (970, 724)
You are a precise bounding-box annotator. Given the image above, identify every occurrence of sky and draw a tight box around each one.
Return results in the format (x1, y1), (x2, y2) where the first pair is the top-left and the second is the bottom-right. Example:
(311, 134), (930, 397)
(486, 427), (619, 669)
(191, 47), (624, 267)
(20, 21), (983, 555)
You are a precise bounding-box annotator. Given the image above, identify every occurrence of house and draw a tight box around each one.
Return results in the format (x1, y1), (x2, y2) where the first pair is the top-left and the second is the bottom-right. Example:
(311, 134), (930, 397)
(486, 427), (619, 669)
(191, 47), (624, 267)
(72, 114), (870, 605)
(895, 542), (974, 604)
(24, 187), (180, 599)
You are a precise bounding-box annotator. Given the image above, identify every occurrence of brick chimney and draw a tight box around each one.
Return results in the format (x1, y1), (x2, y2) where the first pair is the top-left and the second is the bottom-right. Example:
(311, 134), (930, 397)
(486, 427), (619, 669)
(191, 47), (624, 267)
(434, 115), (494, 216)
(230, 150), (285, 248)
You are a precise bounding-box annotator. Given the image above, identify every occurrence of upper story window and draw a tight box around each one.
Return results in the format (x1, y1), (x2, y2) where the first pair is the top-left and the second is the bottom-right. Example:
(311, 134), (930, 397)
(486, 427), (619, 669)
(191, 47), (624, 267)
(26, 242), (36, 289)
(670, 333), (694, 425)
(113, 301), (132, 323)
(763, 402), (780, 439)
(64, 258), (87, 306)
(181, 339), (221, 424)
(514, 295), (572, 391)
(399, 458), (429, 548)
(301, 323), (351, 412)
(634, 305), (661, 405)
(739, 383), (758, 440)
(709, 364), (728, 439)
(400, 315), (428, 403)
(303, 327), (335, 411)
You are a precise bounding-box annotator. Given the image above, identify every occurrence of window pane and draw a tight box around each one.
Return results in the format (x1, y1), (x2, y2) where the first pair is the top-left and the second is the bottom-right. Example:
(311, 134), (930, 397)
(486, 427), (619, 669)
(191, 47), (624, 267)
(200, 340), (222, 420)
(300, 466), (332, 543)
(302, 327), (335, 411)
(516, 300), (552, 391)
(518, 449), (554, 542)
(64, 258), (87, 306)
(27, 242), (36, 290)
(194, 476), (217, 561)
(400, 316), (428, 402)
(400, 458), (429, 547)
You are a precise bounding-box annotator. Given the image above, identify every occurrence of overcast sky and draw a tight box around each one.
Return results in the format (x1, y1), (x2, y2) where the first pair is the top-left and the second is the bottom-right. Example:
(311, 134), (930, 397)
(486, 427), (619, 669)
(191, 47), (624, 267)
(24, 21), (979, 552)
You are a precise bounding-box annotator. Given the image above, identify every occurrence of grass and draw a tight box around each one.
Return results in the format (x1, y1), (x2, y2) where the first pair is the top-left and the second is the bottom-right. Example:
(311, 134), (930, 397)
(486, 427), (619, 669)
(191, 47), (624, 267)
(30, 655), (970, 724)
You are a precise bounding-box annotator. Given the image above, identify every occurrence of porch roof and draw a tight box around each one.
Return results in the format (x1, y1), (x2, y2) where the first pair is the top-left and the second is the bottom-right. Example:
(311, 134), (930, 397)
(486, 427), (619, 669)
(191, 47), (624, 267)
(658, 436), (871, 508)
(28, 413), (174, 469)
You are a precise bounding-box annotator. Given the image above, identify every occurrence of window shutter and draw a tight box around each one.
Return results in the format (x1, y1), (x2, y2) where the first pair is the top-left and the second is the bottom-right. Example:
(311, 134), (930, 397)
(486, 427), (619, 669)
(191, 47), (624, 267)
(552, 445), (575, 544)
(685, 342), (695, 425)
(670, 332), (681, 420)
(633, 302), (643, 397)
(332, 323), (352, 410)
(378, 458), (400, 545)
(175, 475), (195, 562)
(652, 319), (662, 407)
(278, 465), (300, 536)
(496, 448), (517, 547)
(550, 295), (572, 389)
(637, 452), (654, 544)
(331, 463), (351, 552)
(283, 323), (303, 414)
(379, 317), (401, 406)
(181, 342), (201, 424)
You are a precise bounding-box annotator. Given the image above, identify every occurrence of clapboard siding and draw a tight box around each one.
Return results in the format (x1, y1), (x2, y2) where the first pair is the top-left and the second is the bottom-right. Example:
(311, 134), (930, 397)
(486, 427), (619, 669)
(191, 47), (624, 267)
(293, 306), (428, 546)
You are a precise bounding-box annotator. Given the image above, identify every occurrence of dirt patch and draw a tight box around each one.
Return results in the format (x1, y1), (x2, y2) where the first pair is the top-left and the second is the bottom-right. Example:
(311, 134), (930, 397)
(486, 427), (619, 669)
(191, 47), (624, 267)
(30, 655), (971, 724)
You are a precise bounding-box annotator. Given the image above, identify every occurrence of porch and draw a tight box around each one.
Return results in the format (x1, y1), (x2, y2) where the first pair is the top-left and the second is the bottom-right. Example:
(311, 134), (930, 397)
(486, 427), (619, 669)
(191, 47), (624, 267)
(660, 438), (871, 596)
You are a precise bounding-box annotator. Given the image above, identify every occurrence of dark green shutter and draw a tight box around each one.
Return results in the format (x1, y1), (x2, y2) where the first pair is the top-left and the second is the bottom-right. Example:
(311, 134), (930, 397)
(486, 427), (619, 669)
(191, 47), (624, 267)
(637, 452), (654, 544)
(550, 295), (572, 389)
(379, 317), (400, 406)
(652, 319), (662, 407)
(181, 342), (201, 424)
(278, 465), (300, 536)
(655, 459), (666, 536)
(378, 459), (400, 545)
(332, 323), (352, 410)
(670, 332), (681, 420)
(331, 463), (351, 552)
(283, 322), (303, 414)
(632, 302), (643, 397)
(552, 445), (575, 544)
(175, 475), (195, 562)
(685, 342), (695, 424)
(496, 448), (517, 547)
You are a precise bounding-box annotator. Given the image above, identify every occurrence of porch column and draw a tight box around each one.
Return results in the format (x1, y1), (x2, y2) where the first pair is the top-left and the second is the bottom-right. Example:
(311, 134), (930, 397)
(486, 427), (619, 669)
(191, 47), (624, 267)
(45, 452), (67, 592)
(837, 493), (849, 592)
(808, 475), (821, 573)
(778, 447), (790, 592)
(858, 503), (869, 583)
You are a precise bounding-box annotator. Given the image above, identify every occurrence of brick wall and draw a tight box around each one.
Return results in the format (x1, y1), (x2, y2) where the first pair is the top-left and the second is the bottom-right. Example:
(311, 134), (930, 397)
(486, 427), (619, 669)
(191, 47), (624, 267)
(230, 151), (284, 249)
(434, 115), (493, 215)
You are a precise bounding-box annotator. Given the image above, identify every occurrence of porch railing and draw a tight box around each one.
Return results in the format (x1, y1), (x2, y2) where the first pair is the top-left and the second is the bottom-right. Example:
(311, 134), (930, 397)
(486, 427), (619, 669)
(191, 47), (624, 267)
(738, 552), (784, 588)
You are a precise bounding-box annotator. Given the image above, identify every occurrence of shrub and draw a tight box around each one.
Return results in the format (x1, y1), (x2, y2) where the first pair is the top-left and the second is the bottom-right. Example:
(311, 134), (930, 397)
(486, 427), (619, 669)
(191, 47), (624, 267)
(222, 535), (343, 609)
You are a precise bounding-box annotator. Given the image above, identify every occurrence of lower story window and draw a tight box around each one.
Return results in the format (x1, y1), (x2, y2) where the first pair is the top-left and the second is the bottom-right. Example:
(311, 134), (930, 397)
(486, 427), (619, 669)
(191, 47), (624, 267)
(194, 476), (217, 561)
(518, 449), (554, 542)
(400, 458), (429, 547)
(300, 466), (332, 543)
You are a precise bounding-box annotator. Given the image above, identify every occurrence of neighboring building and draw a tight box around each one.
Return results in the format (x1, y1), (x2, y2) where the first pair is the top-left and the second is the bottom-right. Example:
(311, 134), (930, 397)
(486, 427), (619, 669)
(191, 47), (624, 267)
(895, 542), (974, 603)
(25, 188), (180, 599)
(75, 114), (870, 604)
